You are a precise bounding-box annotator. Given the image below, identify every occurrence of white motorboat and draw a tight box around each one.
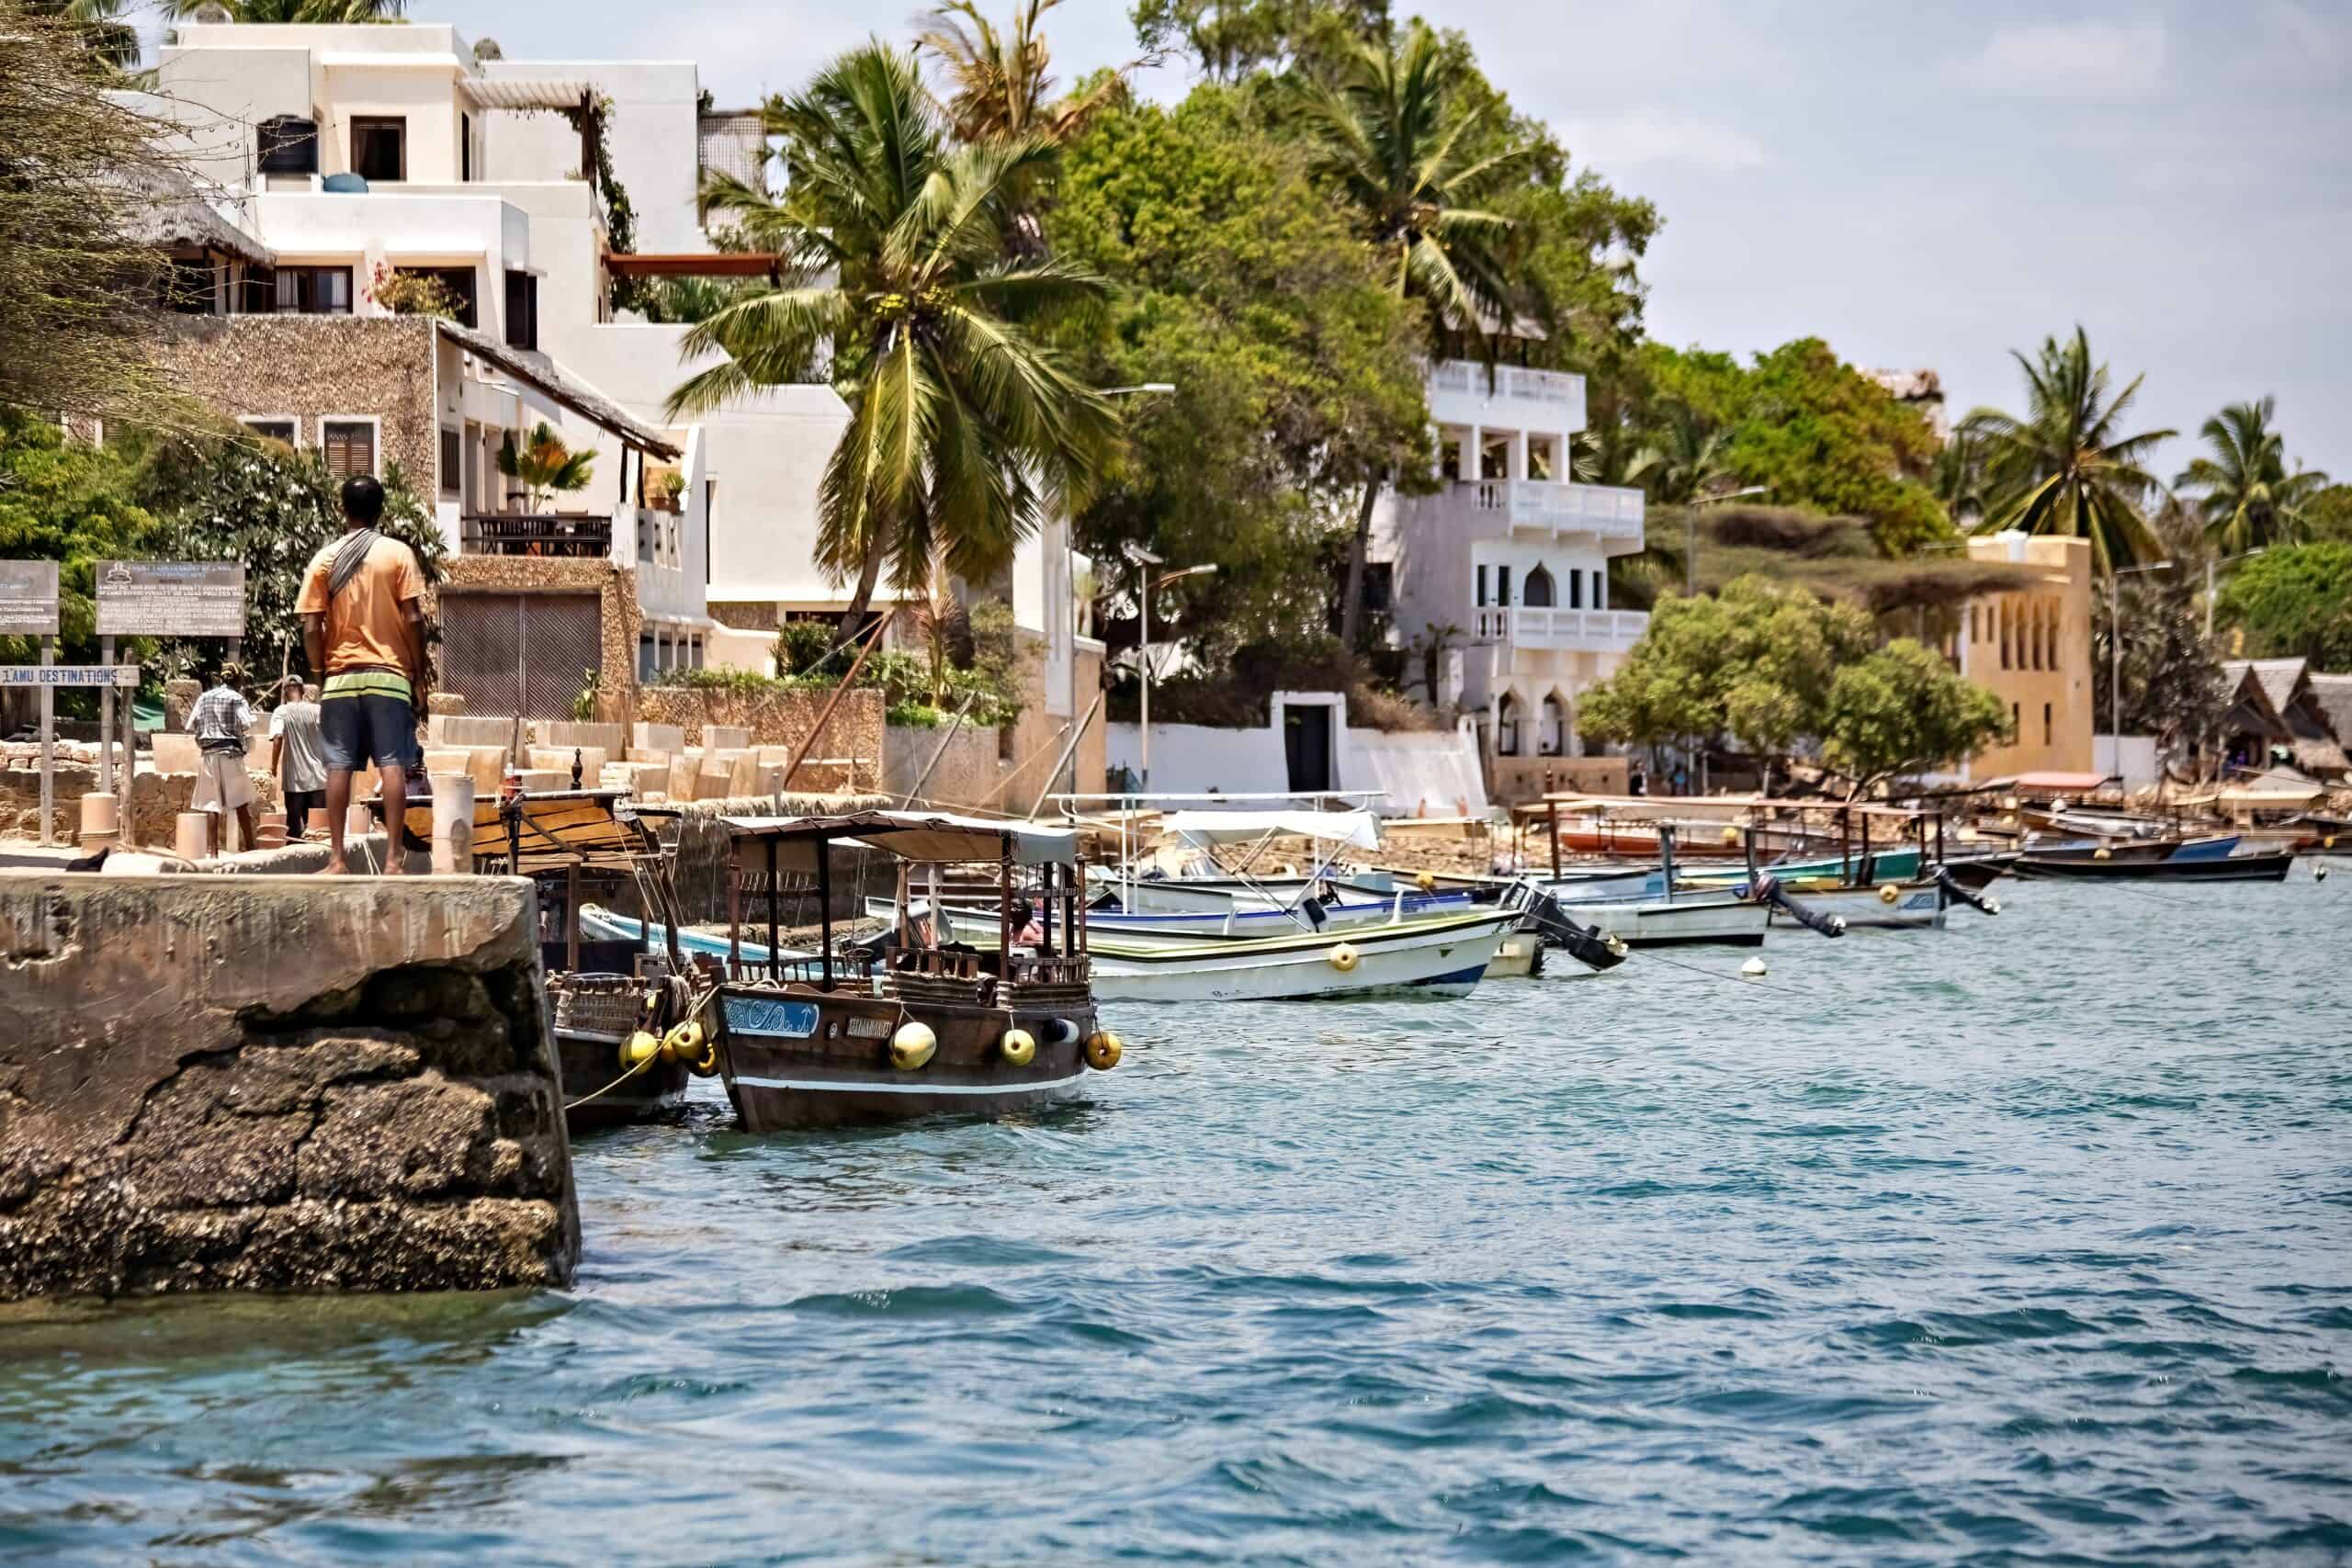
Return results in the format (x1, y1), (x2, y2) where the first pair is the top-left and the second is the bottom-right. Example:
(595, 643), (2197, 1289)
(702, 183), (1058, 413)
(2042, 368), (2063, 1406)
(1769, 880), (1947, 931)
(1555, 892), (1770, 948)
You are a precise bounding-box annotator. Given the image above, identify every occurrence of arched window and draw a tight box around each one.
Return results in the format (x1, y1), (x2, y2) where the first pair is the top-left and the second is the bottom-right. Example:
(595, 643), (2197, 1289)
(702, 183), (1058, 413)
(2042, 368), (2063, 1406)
(1496, 693), (1523, 758)
(1539, 693), (1565, 756)
(1523, 564), (1555, 607)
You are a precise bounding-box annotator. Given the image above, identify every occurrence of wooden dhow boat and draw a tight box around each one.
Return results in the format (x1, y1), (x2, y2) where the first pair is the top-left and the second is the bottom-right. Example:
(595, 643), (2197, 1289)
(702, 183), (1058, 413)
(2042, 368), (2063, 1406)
(710, 812), (1118, 1131)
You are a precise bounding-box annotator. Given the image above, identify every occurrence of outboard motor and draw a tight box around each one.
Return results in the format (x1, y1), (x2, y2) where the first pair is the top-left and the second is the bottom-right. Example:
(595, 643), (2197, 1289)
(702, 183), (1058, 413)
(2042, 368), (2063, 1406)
(1750, 873), (1847, 939)
(1932, 864), (2001, 917)
(1524, 891), (1630, 972)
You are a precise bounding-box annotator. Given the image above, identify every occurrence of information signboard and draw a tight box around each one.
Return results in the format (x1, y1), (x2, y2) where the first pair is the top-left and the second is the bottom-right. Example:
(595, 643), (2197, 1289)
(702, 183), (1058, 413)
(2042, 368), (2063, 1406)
(0, 665), (141, 688)
(0, 561), (59, 637)
(94, 560), (245, 637)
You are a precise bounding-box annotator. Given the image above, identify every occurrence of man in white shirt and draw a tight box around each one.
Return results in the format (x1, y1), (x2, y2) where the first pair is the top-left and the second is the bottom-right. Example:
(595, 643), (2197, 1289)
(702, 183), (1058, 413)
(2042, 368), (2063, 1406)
(188, 661), (259, 856)
(269, 680), (328, 838)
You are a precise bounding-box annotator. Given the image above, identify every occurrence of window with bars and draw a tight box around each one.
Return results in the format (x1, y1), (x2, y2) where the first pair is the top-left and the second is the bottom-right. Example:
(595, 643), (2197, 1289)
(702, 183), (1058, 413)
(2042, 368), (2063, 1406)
(321, 421), (376, 479)
(242, 417), (297, 446)
(439, 427), (461, 495)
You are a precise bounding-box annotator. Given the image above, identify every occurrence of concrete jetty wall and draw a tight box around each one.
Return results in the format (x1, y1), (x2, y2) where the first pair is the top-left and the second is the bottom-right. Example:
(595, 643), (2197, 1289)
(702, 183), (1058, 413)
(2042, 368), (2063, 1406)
(0, 875), (579, 1301)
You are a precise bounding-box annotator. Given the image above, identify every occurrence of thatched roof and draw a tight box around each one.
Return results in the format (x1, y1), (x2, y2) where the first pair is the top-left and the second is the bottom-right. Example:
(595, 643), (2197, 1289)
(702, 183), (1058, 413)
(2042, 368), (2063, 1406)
(436, 319), (681, 460)
(2307, 672), (2352, 746)
(123, 167), (275, 268)
(2222, 658), (2349, 775)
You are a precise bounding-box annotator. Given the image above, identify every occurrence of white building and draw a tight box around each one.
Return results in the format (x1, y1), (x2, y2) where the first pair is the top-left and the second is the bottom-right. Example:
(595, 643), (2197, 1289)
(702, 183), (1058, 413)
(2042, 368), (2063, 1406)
(1369, 360), (1648, 802)
(141, 19), (1093, 730)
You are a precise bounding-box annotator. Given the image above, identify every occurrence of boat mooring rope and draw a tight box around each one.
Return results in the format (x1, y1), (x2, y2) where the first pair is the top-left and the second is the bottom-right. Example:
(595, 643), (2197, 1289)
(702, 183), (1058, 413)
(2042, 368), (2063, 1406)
(563, 1049), (658, 1112)
(1618, 945), (1807, 995)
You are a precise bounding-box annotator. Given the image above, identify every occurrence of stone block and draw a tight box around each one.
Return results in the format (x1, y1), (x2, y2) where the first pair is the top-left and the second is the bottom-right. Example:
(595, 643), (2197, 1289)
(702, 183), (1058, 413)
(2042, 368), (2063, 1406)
(631, 723), (685, 756)
(701, 725), (752, 752)
(151, 733), (200, 775)
(511, 769), (569, 794)
(529, 721), (627, 755)
(0, 875), (576, 1299)
(429, 715), (516, 750)
(605, 761), (669, 798)
(527, 746), (609, 784)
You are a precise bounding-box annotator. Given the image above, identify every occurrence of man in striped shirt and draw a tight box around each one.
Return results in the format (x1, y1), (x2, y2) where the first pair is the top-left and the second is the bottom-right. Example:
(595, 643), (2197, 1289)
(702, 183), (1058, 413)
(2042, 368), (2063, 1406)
(188, 661), (259, 856)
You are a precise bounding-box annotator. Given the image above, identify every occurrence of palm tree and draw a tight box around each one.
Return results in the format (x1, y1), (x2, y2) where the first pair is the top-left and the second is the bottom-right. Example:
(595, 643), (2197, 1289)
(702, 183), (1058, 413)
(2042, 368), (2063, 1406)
(1625, 402), (1733, 505)
(1284, 19), (1542, 649)
(166, 0), (405, 19)
(496, 422), (595, 511)
(26, 0), (140, 70)
(917, 0), (1131, 148)
(1957, 326), (2176, 575)
(665, 44), (1119, 638)
(2174, 396), (2331, 556)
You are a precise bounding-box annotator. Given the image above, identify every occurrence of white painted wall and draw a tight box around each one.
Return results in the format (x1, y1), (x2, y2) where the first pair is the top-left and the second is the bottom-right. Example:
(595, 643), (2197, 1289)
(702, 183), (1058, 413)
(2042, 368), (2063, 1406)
(1108, 694), (1487, 818)
(2093, 734), (2159, 790)
(1105, 721), (1285, 796)
(481, 60), (706, 253)
(1348, 730), (1489, 818)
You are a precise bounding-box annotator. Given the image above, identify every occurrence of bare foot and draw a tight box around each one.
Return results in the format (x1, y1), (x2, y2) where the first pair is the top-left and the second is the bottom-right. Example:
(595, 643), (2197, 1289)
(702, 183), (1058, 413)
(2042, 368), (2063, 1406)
(323, 858), (349, 875)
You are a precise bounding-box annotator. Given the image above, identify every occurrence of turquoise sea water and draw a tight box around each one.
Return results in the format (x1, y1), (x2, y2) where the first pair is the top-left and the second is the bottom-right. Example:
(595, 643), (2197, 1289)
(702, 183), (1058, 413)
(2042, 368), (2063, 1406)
(3, 877), (2349, 1564)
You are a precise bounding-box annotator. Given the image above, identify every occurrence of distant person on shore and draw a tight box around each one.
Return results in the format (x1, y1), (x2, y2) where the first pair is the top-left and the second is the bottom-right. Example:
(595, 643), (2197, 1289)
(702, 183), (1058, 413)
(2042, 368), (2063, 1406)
(299, 474), (425, 875)
(188, 660), (259, 856)
(269, 679), (326, 839)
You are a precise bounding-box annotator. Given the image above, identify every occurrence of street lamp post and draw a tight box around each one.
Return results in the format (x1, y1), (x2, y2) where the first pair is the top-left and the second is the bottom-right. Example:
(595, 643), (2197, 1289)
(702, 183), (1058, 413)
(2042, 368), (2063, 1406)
(1129, 548), (1218, 789)
(2205, 547), (2266, 639)
(2107, 558), (2174, 774)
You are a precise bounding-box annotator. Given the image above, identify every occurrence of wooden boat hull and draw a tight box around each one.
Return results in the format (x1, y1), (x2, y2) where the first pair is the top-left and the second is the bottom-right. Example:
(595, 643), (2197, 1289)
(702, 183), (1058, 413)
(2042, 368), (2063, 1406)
(556, 1031), (692, 1131)
(1084, 908), (1519, 1002)
(716, 987), (1097, 1131)
(1550, 894), (1768, 948)
(2011, 852), (2295, 883)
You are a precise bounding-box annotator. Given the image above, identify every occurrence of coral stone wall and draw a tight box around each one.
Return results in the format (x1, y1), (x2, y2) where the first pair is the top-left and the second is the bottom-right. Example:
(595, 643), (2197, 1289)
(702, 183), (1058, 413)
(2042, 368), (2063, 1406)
(635, 683), (885, 774)
(152, 315), (439, 484)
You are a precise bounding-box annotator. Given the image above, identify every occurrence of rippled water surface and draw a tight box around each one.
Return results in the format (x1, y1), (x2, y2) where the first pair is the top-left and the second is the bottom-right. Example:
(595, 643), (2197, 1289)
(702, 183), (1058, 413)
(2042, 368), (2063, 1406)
(5, 878), (2350, 1564)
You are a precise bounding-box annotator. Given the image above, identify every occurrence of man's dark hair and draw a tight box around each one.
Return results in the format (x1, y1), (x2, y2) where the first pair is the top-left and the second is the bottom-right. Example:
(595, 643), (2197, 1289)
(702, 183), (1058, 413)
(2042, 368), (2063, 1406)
(341, 472), (385, 525)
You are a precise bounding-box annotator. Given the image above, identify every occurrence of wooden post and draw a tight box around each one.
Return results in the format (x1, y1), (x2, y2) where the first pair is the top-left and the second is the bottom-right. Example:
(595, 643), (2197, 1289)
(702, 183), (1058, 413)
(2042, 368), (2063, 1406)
(728, 863), (742, 977)
(1075, 855), (1088, 956)
(814, 834), (832, 992)
(764, 838), (780, 983)
(1039, 859), (1054, 955)
(998, 840), (1013, 976)
(37, 634), (53, 846)
(98, 635), (115, 795)
(1659, 825), (1676, 905)
(565, 862), (582, 973)
(1547, 796), (1561, 880)
(118, 646), (134, 842)
(1859, 809), (1871, 883)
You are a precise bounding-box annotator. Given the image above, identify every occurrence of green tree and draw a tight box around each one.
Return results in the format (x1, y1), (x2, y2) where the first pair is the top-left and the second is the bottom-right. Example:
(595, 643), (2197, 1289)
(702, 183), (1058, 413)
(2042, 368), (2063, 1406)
(2303, 484), (2352, 543)
(1820, 639), (2009, 791)
(150, 439), (443, 684)
(24, 0), (140, 71)
(496, 421), (596, 511)
(1043, 85), (1427, 665)
(1281, 19), (1539, 649)
(2092, 569), (2230, 761)
(164, 0), (406, 20)
(1958, 326), (2174, 575)
(1130, 0), (1389, 84)
(1625, 400), (1732, 505)
(2174, 396), (2331, 555)
(920, 0), (1132, 149)
(2212, 542), (2352, 670)
(0, 411), (161, 671)
(667, 43), (1120, 637)
(1629, 339), (1949, 553)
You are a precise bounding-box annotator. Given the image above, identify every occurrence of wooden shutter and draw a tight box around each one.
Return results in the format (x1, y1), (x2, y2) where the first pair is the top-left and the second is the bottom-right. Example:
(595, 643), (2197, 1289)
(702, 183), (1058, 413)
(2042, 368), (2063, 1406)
(322, 422), (376, 479)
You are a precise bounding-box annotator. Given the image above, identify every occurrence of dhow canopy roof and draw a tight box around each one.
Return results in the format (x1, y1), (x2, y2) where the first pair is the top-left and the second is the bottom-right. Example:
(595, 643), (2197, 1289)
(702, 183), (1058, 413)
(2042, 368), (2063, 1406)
(723, 810), (1080, 871)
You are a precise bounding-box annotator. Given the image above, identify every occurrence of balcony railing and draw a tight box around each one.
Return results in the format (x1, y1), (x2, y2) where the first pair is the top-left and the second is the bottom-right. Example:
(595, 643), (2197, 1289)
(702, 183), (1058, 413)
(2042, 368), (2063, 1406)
(1464, 479), (1645, 539)
(1473, 606), (1650, 651)
(460, 513), (613, 558)
(1427, 359), (1585, 407)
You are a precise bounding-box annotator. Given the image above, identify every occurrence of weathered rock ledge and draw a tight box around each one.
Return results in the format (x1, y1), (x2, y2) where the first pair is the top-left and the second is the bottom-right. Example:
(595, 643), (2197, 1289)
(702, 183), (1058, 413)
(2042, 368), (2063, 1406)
(0, 874), (578, 1300)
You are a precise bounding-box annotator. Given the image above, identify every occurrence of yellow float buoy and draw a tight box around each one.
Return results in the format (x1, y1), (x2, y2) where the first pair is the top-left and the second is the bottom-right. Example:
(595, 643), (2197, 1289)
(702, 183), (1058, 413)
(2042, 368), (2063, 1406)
(2093, 846), (2112, 862)
(2324, 835), (2337, 851)
(889, 1021), (937, 1072)
(1000, 1027), (1036, 1067)
(1328, 942), (1361, 972)
(1084, 1029), (1123, 1070)
(1878, 882), (1901, 906)
(660, 1019), (704, 1061)
(1721, 824), (1740, 845)
(1415, 871), (1436, 892)
(620, 1029), (662, 1072)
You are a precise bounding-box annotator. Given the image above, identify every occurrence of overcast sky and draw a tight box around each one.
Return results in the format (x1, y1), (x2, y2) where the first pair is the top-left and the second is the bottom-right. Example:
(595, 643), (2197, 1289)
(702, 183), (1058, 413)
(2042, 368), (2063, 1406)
(418, 0), (2352, 481)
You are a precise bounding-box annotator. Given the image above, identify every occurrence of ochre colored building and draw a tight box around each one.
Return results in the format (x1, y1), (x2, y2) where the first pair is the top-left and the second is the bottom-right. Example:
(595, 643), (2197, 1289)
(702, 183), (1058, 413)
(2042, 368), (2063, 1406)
(1955, 532), (2094, 779)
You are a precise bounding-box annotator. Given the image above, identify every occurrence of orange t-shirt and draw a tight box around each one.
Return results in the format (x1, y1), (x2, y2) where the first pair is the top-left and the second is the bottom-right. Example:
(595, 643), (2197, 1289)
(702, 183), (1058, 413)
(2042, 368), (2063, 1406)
(297, 534), (424, 676)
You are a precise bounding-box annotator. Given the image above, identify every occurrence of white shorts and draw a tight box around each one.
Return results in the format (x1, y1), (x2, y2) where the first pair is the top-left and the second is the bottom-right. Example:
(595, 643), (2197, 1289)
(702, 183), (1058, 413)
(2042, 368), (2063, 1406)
(191, 750), (257, 813)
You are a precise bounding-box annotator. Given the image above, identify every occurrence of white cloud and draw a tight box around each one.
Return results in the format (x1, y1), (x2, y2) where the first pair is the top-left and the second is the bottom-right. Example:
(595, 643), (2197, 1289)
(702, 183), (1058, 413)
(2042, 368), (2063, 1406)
(1565, 113), (1769, 175)
(1948, 19), (2167, 100)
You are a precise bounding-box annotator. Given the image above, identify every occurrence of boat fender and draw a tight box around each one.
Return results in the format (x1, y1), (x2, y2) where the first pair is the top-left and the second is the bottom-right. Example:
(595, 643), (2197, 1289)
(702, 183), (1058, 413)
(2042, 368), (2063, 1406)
(1044, 1016), (1083, 1046)
(2323, 835), (2336, 850)
(1878, 882), (1902, 905)
(661, 1019), (707, 1065)
(1328, 942), (1361, 972)
(1416, 871), (1436, 892)
(2093, 845), (2112, 861)
(890, 1021), (937, 1072)
(1740, 956), (1768, 977)
(1000, 1027), (1036, 1067)
(1084, 1030), (1123, 1070)
(619, 1029), (662, 1072)
(1721, 825), (1740, 845)
(1930, 865), (2000, 917)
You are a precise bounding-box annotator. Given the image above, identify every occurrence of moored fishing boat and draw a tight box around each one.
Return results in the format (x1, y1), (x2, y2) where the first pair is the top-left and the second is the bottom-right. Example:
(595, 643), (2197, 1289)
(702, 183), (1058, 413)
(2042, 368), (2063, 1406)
(1074, 902), (1525, 1002)
(709, 812), (1117, 1130)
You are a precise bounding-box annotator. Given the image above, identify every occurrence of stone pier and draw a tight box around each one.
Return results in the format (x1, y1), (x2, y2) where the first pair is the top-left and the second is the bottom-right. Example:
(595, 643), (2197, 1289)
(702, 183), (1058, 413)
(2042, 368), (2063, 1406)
(0, 875), (578, 1300)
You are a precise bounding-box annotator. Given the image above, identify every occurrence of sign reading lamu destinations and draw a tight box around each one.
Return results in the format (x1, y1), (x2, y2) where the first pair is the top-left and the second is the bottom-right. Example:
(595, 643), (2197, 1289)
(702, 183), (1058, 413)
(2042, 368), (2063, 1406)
(0, 561), (59, 637)
(94, 560), (245, 638)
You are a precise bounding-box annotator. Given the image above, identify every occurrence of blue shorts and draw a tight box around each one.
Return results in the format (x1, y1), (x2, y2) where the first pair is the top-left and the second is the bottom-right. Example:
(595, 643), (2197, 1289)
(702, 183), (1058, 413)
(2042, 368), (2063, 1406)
(320, 693), (421, 771)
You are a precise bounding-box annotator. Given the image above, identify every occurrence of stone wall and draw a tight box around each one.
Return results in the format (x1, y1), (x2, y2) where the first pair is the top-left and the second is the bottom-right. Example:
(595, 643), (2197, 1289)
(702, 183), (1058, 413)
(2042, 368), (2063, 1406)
(707, 600), (778, 632)
(152, 315), (439, 484)
(883, 718), (1005, 811)
(636, 683), (884, 782)
(0, 876), (577, 1299)
(433, 557), (641, 725)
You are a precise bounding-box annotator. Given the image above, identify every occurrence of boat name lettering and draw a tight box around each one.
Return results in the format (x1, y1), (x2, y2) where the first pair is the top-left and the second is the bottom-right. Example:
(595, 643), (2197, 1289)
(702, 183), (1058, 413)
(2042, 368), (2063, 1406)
(726, 997), (821, 1039)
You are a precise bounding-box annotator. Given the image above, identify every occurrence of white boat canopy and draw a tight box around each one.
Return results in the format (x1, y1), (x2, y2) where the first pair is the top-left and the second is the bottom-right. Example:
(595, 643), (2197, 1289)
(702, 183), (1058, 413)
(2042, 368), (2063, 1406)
(1161, 809), (1383, 850)
(722, 809), (1080, 873)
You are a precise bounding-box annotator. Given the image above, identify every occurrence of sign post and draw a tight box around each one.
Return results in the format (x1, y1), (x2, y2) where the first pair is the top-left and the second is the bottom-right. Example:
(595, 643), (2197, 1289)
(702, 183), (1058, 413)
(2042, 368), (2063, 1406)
(1, 563), (62, 847)
(92, 561), (245, 853)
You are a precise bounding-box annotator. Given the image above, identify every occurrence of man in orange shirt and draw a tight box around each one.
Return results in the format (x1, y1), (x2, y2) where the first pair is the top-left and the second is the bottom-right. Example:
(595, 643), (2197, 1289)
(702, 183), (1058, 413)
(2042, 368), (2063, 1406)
(298, 474), (426, 874)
